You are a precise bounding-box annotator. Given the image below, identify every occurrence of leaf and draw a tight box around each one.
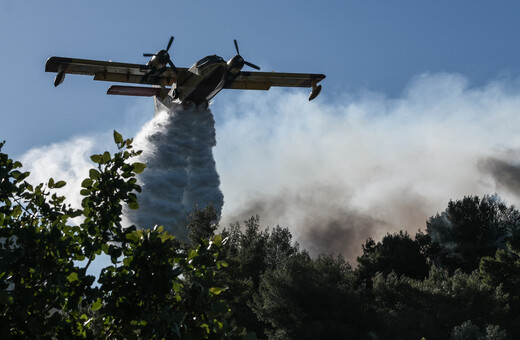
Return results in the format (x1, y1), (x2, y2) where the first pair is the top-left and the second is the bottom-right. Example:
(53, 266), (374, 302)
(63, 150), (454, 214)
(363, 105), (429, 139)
(67, 272), (79, 283)
(172, 281), (181, 293)
(113, 130), (123, 144)
(128, 201), (139, 210)
(209, 287), (225, 295)
(126, 232), (139, 243)
(11, 170), (29, 183)
(54, 180), (66, 188)
(132, 162), (147, 174)
(102, 151), (111, 164)
(90, 154), (102, 163)
(159, 232), (175, 243)
(89, 169), (100, 180)
(123, 257), (132, 266)
(91, 298), (102, 311)
(11, 170), (22, 179)
(212, 234), (223, 247)
(81, 178), (93, 188)
(11, 206), (22, 218)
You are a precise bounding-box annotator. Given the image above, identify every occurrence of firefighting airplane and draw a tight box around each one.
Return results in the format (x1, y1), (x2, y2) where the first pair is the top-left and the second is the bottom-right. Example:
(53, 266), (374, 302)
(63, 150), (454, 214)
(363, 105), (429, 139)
(45, 36), (326, 108)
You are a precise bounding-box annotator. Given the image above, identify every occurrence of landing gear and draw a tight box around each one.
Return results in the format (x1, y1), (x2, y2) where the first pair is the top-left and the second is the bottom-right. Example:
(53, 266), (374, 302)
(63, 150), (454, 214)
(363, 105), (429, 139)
(171, 88), (180, 99)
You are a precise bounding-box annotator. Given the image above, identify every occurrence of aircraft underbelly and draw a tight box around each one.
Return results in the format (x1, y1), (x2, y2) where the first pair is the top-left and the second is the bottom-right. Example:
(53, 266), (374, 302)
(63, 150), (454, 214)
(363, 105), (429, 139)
(184, 65), (227, 104)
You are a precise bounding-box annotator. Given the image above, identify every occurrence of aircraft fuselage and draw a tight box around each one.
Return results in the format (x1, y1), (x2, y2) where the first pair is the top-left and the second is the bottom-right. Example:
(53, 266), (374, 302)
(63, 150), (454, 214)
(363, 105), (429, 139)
(171, 55), (229, 106)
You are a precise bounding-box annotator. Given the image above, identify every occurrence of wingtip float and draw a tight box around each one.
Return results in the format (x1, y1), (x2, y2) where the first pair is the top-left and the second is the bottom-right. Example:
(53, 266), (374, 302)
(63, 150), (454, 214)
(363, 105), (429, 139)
(45, 36), (326, 108)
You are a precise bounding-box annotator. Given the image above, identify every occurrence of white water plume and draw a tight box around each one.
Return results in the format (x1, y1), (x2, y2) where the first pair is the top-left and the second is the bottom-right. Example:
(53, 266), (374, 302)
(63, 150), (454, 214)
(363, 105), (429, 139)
(124, 101), (224, 238)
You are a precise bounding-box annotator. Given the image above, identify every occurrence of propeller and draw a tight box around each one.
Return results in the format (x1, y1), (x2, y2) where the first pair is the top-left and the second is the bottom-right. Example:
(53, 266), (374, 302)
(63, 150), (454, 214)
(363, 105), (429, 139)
(143, 36), (178, 73)
(166, 36), (174, 51)
(234, 39), (260, 70)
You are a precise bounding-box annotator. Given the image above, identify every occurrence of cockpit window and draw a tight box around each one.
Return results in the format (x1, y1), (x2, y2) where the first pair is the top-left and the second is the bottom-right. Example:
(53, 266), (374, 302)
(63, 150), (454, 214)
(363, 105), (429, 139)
(196, 55), (224, 67)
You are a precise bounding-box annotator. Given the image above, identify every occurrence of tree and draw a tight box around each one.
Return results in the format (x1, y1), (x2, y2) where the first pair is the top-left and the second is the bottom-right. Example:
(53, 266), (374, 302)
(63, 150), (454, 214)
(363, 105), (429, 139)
(450, 321), (507, 340)
(369, 267), (509, 339)
(252, 253), (368, 340)
(0, 133), (245, 339)
(187, 204), (220, 246)
(480, 238), (520, 338)
(217, 217), (300, 338)
(355, 231), (430, 287)
(425, 195), (520, 273)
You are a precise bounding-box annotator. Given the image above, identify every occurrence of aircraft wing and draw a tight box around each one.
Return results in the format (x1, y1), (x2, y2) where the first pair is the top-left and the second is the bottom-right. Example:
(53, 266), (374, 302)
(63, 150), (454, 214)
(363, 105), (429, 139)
(45, 56), (187, 86)
(225, 71), (326, 90)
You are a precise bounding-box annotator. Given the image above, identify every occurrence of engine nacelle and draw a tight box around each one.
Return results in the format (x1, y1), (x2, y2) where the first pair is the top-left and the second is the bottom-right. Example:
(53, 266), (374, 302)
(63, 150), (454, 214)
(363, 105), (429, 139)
(227, 55), (244, 74)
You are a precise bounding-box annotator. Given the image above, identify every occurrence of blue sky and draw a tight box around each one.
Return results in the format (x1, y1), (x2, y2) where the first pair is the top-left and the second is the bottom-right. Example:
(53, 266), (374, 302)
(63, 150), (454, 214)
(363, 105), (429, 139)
(2, 1), (520, 157)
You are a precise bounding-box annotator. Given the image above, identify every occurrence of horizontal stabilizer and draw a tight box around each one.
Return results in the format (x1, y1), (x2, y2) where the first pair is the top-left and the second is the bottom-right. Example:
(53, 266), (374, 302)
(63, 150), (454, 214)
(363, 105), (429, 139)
(107, 85), (162, 97)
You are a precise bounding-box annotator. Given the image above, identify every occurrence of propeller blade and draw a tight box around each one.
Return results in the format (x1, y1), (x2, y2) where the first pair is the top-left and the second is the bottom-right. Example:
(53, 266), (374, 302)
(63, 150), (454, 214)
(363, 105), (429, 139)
(166, 36), (174, 51)
(168, 60), (178, 74)
(244, 61), (261, 70)
(234, 39), (240, 55)
(143, 53), (155, 57)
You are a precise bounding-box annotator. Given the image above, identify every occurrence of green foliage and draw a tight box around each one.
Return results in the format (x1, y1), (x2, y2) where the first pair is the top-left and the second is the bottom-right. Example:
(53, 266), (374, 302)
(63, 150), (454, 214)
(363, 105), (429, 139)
(218, 217), (301, 338)
(253, 253), (368, 339)
(95, 226), (237, 339)
(368, 266), (509, 339)
(449, 320), (507, 340)
(426, 195), (520, 273)
(215, 202), (519, 339)
(0, 133), (245, 339)
(187, 204), (220, 246)
(480, 241), (520, 337)
(0, 140), (90, 338)
(356, 230), (430, 287)
(450, 320), (483, 340)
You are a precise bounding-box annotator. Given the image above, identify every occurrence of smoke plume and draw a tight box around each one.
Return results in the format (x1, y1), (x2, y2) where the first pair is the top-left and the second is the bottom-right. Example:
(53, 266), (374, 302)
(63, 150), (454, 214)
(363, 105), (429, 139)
(214, 73), (520, 261)
(480, 152), (520, 196)
(124, 101), (224, 238)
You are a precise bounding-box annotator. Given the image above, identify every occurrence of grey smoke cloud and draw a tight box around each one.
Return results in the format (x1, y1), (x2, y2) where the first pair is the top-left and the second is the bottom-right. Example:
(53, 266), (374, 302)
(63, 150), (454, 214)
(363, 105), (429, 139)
(215, 73), (520, 260)
(234, 184), (385, 259)
(480, 153), (520, 196)
(20, 134), (107, 211)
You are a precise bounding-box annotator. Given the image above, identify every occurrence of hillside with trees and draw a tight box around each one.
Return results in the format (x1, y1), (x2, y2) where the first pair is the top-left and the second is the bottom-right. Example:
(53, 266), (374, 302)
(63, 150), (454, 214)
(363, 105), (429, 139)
(1, 133), (520, 339)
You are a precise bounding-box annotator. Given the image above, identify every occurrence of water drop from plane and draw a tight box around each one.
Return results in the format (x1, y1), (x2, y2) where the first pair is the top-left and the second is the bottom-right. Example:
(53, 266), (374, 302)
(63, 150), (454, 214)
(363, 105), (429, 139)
(124, 101), (223, 238)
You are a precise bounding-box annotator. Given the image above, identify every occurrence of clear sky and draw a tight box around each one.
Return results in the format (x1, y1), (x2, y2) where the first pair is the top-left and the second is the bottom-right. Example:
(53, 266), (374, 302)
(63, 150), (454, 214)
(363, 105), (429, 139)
(3, 1), (520, 259)
(2, 0), (520, 157)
